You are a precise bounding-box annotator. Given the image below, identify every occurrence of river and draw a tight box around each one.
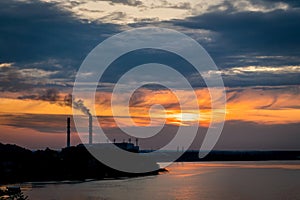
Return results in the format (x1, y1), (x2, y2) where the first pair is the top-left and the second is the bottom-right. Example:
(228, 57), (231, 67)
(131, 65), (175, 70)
(20, 161), (300, 200)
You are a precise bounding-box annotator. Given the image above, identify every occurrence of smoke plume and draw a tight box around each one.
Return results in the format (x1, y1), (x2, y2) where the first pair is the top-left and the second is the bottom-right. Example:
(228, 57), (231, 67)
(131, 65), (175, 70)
(18, 88), (91, 116)
(64, 94), (91, 116)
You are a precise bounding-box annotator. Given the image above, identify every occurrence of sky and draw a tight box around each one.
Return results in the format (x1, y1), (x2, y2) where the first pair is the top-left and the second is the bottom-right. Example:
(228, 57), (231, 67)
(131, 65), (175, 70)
(0, 0), (300, 150)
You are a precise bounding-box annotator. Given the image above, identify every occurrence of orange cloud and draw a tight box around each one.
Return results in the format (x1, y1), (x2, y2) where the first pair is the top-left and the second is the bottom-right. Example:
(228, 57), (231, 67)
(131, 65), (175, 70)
(226, 86), (300, 124)
(0, 98), (72, 115)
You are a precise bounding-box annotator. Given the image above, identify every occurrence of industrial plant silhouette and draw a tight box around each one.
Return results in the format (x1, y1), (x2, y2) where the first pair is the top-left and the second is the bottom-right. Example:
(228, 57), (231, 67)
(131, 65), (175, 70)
(0, 117), (160, 185)
(66, 116), (139, 152)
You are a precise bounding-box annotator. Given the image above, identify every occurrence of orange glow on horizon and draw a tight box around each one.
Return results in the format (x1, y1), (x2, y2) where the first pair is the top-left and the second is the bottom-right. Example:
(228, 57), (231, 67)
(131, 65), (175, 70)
(0, 86), (300, 129)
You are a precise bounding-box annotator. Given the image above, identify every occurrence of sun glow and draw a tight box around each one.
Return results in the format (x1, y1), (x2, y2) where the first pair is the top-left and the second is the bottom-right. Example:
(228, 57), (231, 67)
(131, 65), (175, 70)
(168, 112), (199, 122)
(166, 111), (200, 126)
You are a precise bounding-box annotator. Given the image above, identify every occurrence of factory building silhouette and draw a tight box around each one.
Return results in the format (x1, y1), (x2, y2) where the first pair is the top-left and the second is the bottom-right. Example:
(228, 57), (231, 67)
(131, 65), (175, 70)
(66, 117), (139, 152)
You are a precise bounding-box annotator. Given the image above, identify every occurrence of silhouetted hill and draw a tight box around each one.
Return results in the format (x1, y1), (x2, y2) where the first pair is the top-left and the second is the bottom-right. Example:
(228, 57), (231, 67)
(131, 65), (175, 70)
(0, 143), (162, 185)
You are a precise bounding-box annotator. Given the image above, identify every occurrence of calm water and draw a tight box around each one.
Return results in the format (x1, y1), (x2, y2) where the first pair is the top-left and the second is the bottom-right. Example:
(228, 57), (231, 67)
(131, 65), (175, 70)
(19, 161), (300, 200)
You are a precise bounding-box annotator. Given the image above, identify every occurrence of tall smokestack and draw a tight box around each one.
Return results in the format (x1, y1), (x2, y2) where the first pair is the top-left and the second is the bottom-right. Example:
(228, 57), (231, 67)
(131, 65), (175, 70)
(67, 117), (71, 148)
(89, 114), (92, 145)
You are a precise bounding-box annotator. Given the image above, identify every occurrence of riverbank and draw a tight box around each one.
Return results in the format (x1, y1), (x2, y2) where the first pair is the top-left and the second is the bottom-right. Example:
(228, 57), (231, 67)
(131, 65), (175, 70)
(0, 143), (165, 185)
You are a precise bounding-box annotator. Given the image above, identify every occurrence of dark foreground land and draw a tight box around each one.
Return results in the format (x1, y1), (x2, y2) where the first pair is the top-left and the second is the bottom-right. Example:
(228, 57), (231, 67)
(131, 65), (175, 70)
(0, 143), (163, 185)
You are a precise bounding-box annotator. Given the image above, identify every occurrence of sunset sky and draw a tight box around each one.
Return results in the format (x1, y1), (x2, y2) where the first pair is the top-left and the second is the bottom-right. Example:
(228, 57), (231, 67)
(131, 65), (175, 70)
(0, 0), (300, 150)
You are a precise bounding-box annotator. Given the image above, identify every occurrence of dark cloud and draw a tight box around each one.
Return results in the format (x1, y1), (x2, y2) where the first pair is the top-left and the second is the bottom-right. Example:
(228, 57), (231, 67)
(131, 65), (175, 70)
(128, 86), (180, 110)
(222, 71), (300, 87)
(256, 96), (278, 109)
(157, 1), (191, 10)
(100, 11), (127, 21)
(107, 0), (143, 6)
(17, 88), (68, 105)
(256, 0), (300, 8)
(206, 0), (288, 13)
(18, 88), (60, 103)
(133, 17), (160, 23)
(0, 65), (31, 92)
(128, 2), (300, 87)
(129, 89), (147, 107)
(226, 89), (243, 103)
(0, 0), (121, 72)
(99, 48), (203, 87)
(17, 88), (91, 116)
(172, 7), (300, 68)
(78, 8), (104, 14)
(0, 64), (67, 92)
(170, 2), (191, 9)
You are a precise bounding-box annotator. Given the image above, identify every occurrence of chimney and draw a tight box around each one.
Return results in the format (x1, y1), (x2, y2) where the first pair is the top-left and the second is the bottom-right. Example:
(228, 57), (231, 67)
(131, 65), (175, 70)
(67, 117), (71, 148)
(89, 114), (92, 145)
(135, 138), (138, 146)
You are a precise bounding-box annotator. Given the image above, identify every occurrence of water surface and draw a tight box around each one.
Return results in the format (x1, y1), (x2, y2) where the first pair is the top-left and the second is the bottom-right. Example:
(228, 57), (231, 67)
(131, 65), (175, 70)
(21, 161), (300, 200)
